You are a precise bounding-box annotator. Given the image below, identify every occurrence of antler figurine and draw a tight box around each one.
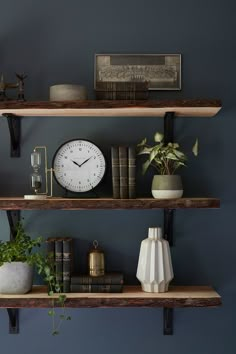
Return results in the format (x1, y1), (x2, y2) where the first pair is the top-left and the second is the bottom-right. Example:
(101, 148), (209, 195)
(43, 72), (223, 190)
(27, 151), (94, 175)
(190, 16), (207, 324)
(0, 73), (27, 101)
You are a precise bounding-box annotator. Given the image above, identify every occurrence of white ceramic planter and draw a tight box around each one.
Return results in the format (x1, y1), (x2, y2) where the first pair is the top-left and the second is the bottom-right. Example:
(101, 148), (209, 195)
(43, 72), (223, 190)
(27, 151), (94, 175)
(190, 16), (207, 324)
(152, 175), (183, 199)
(136, 227), (174, 293)
(0, 262), (33, 294)
(49, 84), (87, 101)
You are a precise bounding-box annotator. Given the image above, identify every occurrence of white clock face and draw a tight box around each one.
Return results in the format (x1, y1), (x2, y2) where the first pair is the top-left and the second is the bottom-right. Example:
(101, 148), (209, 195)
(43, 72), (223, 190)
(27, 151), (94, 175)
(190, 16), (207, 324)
(53, 140), (106, 192)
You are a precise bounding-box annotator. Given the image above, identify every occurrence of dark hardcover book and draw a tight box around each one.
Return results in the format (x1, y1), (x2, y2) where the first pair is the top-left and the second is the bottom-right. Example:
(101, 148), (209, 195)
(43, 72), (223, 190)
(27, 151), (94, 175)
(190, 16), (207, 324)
(111, 146), (120, 199)
(71, 272), (124, 285)
(46, 238), (55, 261)
(119, 146), (128, 199)
(128, 146), (136, 199)
(96, 81), (149, 92)
(62, 238), (73, 293)
(55, 239), (63, 288)
(96, 91), (148, 100)
(70, 284), (123, 293)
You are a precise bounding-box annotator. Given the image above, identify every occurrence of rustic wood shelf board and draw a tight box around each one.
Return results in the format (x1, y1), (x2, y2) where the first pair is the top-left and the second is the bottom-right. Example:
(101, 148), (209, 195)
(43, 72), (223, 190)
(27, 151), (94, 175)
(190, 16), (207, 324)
(0, 197), (220, 210)
(0, 99), (221, 117)
(0, 286), (221, 308)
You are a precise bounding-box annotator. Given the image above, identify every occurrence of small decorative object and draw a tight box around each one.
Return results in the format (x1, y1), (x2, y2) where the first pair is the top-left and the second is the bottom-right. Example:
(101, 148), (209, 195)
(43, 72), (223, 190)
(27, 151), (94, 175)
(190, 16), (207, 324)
(52, 139), (106, 194)
(0, 73), (27, 101)
(0, 221), (71, 334)
(95, 54), (181, 91)
(88, 240), (105, 277)
(24, 146), (54, 200)
(137, 131), (198, 198)
(136, 227), (174, 292)
(49, 84), (87, 101)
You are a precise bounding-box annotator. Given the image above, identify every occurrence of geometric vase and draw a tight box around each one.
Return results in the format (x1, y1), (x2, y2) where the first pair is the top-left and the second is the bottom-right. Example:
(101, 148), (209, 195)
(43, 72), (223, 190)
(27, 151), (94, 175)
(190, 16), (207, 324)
(136, 227), (174, 292)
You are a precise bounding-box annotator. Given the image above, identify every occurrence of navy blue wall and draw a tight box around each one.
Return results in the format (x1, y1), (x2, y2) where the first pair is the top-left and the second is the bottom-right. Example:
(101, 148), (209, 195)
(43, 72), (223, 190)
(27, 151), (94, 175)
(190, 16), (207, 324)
(0, 0), (234, 353)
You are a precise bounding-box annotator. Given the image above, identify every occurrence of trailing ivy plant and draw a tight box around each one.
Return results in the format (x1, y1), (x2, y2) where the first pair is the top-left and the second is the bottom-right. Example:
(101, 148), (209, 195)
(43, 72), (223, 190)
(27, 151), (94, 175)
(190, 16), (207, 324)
(137, 131), (198, 175)
(0, 221), (71, 335)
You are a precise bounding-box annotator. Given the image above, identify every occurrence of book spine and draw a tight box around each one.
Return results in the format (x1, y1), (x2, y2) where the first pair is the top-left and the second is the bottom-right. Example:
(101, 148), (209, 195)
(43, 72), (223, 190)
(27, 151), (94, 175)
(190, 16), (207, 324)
(70, 284), (123, 293)
(111, 146), (120, 199)
(62, 238), (72, 293)
(71, 273), (124, 285)
(46, 238), (55, 261)
(128, 146), (136, 199)
(55, 239), (63, 289)
(119, 146), (128, 199)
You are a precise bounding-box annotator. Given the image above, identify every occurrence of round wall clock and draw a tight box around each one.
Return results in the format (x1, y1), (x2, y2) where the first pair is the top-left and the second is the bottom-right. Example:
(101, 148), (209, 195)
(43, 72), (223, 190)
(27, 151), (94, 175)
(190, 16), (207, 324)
(52, 139), (106, 193)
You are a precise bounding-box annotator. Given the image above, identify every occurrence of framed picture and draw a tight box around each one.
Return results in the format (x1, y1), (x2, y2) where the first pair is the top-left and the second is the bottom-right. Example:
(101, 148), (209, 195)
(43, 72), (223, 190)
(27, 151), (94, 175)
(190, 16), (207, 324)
(94, 54), (181, 91)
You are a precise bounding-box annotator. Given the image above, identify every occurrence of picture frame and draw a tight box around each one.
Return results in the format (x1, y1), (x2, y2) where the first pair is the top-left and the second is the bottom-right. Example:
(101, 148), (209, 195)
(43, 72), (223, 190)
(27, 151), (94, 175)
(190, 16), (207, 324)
(94, 54), (181, 91)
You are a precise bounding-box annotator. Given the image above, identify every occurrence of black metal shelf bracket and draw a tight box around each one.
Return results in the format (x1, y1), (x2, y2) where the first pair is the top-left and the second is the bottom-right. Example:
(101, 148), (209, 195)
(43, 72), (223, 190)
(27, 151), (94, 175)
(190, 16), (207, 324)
(163, 308), (173, 335)
(6, 210), (21, 241)
(5, 211), (21, 334)
(163, 111), (175, 335)
(7, 309), (19, 334)
(2, 113), (21, 157)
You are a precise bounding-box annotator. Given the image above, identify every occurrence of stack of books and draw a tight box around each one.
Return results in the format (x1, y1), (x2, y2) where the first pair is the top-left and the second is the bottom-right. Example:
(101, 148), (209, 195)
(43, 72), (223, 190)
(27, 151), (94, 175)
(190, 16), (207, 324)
(46, 237), (73, 293)
(95, 81), (149, 100)
(70, 272), (124, 293)
(111, 145), (136, 199)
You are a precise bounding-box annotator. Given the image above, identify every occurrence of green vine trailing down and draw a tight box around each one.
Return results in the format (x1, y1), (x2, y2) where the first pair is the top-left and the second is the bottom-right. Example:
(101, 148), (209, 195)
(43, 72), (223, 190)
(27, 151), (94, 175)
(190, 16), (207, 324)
(137, 131), (198, 175)
(0, 221), (71, 335)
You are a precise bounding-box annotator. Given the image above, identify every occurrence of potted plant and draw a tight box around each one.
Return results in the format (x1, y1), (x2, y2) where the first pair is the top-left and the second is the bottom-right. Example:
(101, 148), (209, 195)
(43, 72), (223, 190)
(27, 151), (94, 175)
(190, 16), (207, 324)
(0, 221), (70, 335)
(137, 131), (198, 198)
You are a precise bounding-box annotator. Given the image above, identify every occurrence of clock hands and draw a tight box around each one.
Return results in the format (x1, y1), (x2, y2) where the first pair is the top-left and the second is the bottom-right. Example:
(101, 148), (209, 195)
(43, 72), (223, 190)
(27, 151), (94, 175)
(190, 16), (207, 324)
(71, 156), (93, 168)
(79, 156), (93, 167)
(71, 160), (80, 167)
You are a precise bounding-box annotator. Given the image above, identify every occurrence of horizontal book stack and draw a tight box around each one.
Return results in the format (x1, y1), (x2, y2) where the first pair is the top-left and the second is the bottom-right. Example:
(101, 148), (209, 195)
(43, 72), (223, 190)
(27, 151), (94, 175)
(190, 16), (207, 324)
(95, 81), (149, 100)
(70, 273), (124, 293)
(111, 146), (136, 199)
(46, 237), (73, 293)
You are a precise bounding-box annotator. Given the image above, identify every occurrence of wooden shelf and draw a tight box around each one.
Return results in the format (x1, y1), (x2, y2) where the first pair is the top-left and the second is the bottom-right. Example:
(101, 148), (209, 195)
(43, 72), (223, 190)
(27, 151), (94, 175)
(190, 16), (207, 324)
(0, 197), (220, 210)
(0, 286), (221, 308)
(0, 99), (221, 117)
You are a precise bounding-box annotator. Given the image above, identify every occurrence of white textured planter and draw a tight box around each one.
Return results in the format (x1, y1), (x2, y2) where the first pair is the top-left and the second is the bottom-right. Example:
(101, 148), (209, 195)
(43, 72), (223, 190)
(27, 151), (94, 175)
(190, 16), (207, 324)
(136, 227), (174, 293)
(0, 262), (33, 294)
(152, 175), (183, 199)
(49, 84), (87, 101)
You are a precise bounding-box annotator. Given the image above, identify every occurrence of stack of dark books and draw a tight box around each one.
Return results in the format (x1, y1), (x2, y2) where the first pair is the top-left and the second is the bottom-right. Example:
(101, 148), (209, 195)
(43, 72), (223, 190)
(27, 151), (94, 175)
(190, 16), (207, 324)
(111, 146), (136, 199)
(70, 273), (124, 293)
(46, 237), (73, 293)
(95, 81), (149, 100)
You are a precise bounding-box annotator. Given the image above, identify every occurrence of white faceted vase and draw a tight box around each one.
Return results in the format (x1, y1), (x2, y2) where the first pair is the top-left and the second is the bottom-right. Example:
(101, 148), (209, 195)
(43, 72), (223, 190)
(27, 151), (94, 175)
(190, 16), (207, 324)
(136, 227), (174, 293)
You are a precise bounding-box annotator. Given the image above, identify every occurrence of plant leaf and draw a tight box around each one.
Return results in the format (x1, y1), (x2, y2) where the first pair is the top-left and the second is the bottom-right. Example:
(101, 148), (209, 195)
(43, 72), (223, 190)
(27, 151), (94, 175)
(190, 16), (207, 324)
(137, 146), (152, 155)
(137, 138), (147, 147)
(154, 132), (163, 143)
(192, 139), (199, 156)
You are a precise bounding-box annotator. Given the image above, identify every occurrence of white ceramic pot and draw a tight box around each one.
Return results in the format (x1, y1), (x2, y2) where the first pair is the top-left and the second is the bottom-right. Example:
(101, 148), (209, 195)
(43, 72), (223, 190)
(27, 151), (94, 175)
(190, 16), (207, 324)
(152, 175), (183, 199)
(49, 84), (87, 101)
(0, 262), (33, 294)
(136, 227), (174, 293)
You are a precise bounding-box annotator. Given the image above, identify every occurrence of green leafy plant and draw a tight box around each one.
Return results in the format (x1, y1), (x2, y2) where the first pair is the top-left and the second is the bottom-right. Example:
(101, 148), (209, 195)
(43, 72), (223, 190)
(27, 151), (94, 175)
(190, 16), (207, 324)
(137, 131), (198, 175)
(0, 221), (71, 335)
